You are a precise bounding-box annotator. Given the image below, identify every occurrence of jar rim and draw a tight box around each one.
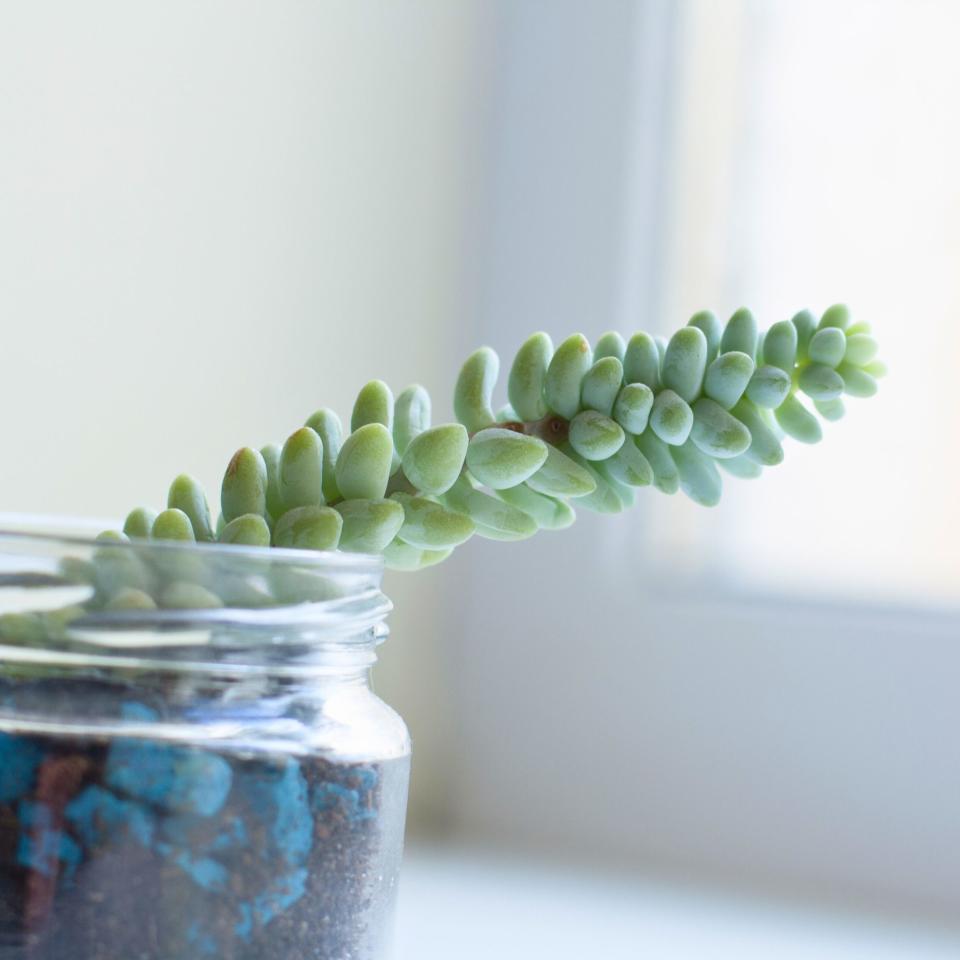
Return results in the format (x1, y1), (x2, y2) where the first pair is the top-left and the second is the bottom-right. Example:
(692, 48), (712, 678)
(0, 513), (383, 573)
(0, 514), (392, 671)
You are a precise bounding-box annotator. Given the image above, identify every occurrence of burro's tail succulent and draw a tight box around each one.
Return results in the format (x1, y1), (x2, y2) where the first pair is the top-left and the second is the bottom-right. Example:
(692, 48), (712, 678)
(121, 305), (883, 571)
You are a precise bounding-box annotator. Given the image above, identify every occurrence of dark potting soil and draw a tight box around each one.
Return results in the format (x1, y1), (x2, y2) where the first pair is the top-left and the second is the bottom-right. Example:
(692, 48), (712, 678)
(0, 714), (407, 960)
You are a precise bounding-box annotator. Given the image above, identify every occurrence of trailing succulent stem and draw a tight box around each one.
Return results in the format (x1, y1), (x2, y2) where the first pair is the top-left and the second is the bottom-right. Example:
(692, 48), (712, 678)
(117, 305), (882, 572)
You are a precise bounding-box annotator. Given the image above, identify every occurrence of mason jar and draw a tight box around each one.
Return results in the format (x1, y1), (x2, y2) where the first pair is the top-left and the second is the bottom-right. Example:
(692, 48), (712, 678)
(0, 516), (410, 960)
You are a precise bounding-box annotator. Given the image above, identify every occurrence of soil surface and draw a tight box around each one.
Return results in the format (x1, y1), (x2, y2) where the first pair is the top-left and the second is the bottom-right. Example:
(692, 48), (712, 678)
(0, 699), (402, 960)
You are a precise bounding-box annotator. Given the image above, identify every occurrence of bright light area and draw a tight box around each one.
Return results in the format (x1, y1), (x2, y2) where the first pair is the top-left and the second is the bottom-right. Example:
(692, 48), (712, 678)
(658, 0), (960, 608)
(393, 847), (960, 960)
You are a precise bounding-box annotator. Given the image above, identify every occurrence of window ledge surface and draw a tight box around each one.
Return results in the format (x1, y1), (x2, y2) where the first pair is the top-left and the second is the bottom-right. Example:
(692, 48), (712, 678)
(392, 846), (960, 960)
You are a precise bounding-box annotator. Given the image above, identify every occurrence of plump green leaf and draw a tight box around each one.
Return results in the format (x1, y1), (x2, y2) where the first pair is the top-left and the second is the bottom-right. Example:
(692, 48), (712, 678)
(402, 423), (469, 495)
(280, 427), (324, 510)
(393, 384), (432, 455)
(691, 398), (752, 459)
(455, 347), (499, 432)
(393, 493), (475, 549)
(152, 508), (195, 542)
(148, 509), (203, 584)
(335, 423), (394, 500)
(604, 439), (653, 487)
(661, 326), (708, 402)
(762, 320), (798, 372)
(466, 428), (548, 489)
(123, 508), (157, 540)
(818, 303), (851, 331)
(623, 332), (660, 389)
(508, 332), (552, 421)
(562, 448), (625, 514)
(745, 365), (791, 409)
(721, 308), (759, 359)
(703, 351), (755, 410)
(612, 382), (654, 434)
(305, 408), (343, 502)
(798, 364), (844, 402)
(383, 538), (426, 571)
(92, 533), (152, 597)
(836, 363), (878, 397)
(807, 327), (847, 367)
(221, 447), (268, 522)
(687, 310), (721, 362)
(650, 389), (694, 446)
(105, 588), (157, 611)
(273, 505), (343, 551)
(717, 454), (763, 480)
(96, 529), (126, 543)
(580, 356), (624, 416)
(814, 397), (846, 421)
(261, 443), (284, 520)
(496, 485), (574, 530)
(368, 539), (449, 572)
(774, 394), (823, 444)
(844, 334), (879, 366)
(594, 460), (636, 509)
(635, 430), (679, 493)
(160, 582), (223, 610)
(544, 334), (592, 419)
(593, 331), (626, 363)
(568, 410), (625, 461)
(442, 476), (538, 539)
(167, 474), (214, 542)
(670, 439), (722, 507)
(351, 379), (394, 432)
(269, 568), (342, 603)
(731, 399), (784, 466)
(418, 548), (454, 568)
(335, 498), (405, 553)
(219, 513), (272, 547)
(524, 443), (597, 498)
(791, 309), (817, 361)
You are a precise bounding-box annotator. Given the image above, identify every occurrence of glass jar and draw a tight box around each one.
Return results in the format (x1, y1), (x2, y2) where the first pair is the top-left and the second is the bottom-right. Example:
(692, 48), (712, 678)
(0, 516), (410, 960)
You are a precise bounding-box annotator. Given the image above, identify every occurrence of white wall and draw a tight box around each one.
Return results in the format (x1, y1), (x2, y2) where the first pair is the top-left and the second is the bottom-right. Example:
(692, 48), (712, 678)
(0, 0), (483, 827)
(0, 0), (478, 519)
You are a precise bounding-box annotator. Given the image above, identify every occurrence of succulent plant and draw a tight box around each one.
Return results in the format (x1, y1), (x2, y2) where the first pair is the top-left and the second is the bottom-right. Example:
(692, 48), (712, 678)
(115, 305), (881, 572)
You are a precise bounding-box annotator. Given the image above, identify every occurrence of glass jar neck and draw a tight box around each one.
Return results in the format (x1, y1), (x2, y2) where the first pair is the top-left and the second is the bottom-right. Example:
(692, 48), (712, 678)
(0, 629), (386, 753)
(0, 522), (391, 677)
(0, 520), (393, 748)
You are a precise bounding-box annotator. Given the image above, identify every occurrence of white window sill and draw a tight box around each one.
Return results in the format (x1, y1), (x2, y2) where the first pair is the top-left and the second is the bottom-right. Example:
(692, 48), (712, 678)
(392, 846), (960, 960)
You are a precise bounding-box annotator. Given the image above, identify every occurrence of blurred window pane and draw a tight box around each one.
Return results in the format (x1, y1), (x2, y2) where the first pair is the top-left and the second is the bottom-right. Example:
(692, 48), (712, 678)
(656, 0), (960, 607)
